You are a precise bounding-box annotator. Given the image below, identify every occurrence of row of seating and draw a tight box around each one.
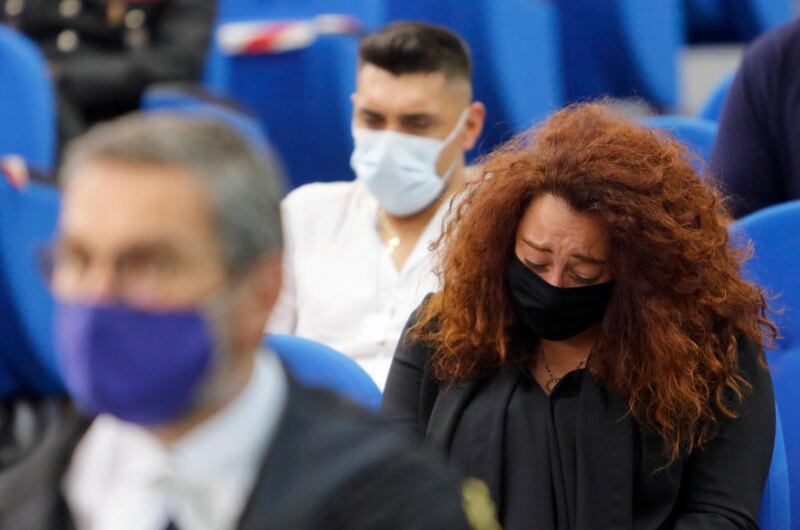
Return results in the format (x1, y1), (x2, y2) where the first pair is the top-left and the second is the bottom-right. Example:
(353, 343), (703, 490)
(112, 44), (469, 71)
(0, 141), (798, 527)
(203, 0), (793, 186)
(0, 0), (781, 178)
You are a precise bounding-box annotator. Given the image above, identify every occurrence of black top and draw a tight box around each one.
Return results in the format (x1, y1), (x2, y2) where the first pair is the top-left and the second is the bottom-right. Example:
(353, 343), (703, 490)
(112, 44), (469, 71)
(382, 306), (776, 529)
(0, 368), (475, 530)
(451, 367), (586, 529)
(710, 18), (800, 218)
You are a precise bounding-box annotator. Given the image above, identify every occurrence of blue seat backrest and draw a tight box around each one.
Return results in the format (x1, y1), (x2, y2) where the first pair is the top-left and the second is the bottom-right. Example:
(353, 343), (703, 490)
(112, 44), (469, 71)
(554, 0), (684, 110)
(765, 348), (800, 527)
(0, 24), (56, 172)
(699, 72), (734, 122)
(642, 115), (718, 166)
(759, 401), (791, 529)
(0, 177), (63, 396)
(205, 0), (382, 187)
(265, 334), (381, 410)
(142, 87), (277, 158)
(730, 200), (800, 353)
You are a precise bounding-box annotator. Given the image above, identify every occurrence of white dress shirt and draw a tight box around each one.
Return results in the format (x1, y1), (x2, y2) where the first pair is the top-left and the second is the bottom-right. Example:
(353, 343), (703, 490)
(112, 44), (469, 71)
(268, 181), (446, 389)
(63, 351), (287, 530)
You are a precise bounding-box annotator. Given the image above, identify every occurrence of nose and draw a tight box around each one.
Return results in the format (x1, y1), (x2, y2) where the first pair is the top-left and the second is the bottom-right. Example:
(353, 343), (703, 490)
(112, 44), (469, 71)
(72, 264), (118, 304)
(538, 268), (565, 288)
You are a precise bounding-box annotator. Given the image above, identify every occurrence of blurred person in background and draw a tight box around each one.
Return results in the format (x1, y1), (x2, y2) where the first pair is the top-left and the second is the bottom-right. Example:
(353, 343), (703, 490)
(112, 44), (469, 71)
(710, 18), (800, 218)
(0, 113), (484, 530)
(383, 103), (775, 529)
(1, 0), (215, 147)
(267, 22), (486, 388)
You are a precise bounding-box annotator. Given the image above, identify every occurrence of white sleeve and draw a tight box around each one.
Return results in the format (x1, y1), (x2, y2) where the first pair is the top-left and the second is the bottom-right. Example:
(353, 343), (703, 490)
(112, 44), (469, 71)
(265, 199), (298, 334)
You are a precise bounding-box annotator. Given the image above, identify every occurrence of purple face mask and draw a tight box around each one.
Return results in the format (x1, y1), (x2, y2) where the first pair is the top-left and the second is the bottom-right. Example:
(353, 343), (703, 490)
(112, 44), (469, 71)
(55, 302), (215, 425)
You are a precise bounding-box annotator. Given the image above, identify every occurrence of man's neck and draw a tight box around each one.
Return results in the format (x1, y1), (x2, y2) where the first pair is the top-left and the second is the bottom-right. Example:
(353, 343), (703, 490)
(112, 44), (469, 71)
(379, 170), (464, 270)
(148, 354), (256, 446)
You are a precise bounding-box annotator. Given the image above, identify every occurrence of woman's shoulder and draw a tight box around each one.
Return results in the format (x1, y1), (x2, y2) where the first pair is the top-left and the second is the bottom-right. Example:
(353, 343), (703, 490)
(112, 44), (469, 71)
(395, 293), (439, 368)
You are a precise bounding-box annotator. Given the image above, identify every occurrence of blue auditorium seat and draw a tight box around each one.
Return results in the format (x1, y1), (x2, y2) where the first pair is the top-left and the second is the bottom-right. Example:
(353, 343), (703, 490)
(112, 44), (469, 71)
(0, 177), (63, 396)
(554, 0), (684, 110)
(265, 334), (381, 410)
(766, 349), (800, 527)
(730, 200), (800, 354)
(142, 86), (277, 160)
(759, 403), (791, 529)
(642, 115), (718, 169)
(0, 24), (56, 172)
(203, 0), (386, 187)
(699, 72), (734, 122)
(731, 201), (800, 523)
(385, 0), (561, 157)
(216, 0), (384, 28)
(211, 31), (359, 187)
(685, 0), (792, 42)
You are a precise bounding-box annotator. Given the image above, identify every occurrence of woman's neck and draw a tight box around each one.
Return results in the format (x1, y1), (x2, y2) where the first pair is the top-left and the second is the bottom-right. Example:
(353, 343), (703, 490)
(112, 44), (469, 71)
(539, 324), (600, 365)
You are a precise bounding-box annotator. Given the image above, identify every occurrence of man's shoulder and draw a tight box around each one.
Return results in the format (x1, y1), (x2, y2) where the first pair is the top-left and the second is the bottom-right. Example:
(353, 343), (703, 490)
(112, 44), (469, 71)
(282, 180), (366, 214)
(242, 381), (471, 529)
(281, 381), (413, 457)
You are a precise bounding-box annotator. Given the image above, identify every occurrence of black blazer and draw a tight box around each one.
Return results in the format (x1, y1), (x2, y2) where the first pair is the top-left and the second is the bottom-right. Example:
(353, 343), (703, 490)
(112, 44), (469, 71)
(0, 374), (471, 530)
(382, 308), (776, 529)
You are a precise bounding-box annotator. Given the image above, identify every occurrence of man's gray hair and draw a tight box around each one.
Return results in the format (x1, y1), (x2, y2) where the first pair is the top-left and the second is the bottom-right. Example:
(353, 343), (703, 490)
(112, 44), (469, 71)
(59, 112), (285, 275)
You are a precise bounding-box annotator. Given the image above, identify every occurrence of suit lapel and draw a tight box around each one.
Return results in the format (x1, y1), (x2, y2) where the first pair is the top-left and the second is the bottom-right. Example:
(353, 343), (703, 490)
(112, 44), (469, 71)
(236, 378), (302, 530)
(0, 400), (87, 530)
(574, 375), (634, 529)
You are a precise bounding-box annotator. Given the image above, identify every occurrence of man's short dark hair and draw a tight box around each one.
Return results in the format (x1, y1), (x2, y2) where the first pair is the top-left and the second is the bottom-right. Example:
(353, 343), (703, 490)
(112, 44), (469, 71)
(359, 22), (471, 81)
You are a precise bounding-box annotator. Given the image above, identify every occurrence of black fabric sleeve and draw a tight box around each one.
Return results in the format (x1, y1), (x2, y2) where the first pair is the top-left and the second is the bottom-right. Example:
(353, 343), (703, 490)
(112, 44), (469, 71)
(672, 340), (775, 529)
(57, 0), (216, 108)
(381, 303), (432, 441)
(709, 33), (785, 218)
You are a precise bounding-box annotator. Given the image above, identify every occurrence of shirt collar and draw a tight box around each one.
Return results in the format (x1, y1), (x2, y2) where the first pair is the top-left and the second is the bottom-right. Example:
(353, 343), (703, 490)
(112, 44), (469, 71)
(64, 350), (287, 530)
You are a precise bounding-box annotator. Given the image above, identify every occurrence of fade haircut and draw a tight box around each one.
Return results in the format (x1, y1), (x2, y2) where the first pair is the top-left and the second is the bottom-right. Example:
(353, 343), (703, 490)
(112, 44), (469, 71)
(60, 112), (285, 277)
(359, 21), (471, 81)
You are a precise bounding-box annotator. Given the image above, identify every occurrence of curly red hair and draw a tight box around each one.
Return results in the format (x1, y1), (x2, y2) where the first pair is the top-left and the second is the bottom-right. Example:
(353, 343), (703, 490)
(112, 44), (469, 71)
(412, 103), (774, 462)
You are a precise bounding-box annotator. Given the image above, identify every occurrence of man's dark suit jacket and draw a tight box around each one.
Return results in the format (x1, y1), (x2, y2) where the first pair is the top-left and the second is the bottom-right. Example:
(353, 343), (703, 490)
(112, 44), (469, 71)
(0, 375), (471, 530)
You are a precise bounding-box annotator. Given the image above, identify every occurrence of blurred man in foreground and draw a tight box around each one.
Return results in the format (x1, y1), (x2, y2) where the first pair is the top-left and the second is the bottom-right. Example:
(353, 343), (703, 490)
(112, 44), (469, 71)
(0, 113), (482, 529)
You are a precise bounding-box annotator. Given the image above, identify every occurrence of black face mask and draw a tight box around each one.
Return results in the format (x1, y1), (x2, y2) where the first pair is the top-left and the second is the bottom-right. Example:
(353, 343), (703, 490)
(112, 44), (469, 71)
(506, 255), (614, 341)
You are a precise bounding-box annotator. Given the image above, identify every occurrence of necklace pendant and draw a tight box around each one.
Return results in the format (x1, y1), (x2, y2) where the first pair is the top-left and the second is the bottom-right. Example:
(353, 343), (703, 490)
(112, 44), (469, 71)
(386, 235), (400, 256)
(545, 377), (559, 393)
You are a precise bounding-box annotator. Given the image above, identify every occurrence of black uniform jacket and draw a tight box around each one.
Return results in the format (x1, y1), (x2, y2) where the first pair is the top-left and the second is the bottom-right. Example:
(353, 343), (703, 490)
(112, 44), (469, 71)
(382, 307), (776, 529)
(1, 0), (216, 122)
(0, 373), (471, 530)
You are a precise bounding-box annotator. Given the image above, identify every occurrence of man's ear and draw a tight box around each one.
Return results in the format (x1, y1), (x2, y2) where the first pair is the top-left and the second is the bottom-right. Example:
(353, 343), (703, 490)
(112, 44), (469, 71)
(461, 101), (486, 152)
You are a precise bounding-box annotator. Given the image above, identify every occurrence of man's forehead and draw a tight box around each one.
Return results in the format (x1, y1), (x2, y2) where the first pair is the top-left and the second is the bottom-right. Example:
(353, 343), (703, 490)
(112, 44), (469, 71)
(61, 159), (214, 245)
(354, 64), (461, 114)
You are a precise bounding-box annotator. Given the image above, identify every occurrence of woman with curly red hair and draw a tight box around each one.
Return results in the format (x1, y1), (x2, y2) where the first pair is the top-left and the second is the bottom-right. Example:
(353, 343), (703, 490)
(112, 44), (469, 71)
(381, 103), (776, 529)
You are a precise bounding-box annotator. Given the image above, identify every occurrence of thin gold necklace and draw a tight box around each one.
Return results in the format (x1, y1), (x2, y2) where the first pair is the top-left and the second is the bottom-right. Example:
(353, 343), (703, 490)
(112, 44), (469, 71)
(378, 211), (401, 256)
(540, 347), (590, 393)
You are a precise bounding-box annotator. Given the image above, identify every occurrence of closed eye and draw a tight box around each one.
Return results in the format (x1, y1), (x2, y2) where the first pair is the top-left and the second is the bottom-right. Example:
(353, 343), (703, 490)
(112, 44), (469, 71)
(570, 272), (603, 285)
(523, 258), (549, 271)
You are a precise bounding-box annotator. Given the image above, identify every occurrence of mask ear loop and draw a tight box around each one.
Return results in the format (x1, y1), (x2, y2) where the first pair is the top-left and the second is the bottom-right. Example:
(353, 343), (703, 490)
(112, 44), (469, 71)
(437, 108), (471, 181)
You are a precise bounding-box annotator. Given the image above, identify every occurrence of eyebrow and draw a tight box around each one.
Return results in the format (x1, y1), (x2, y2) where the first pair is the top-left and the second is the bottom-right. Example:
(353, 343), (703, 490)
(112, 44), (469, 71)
(358, 108), (385, 120)
(522, 238), (607, 265)
(399, 112), (437, 121)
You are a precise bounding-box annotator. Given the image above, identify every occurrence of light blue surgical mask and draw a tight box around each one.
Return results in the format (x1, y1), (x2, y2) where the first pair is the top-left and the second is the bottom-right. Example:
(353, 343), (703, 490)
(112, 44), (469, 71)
(350, 110), (469, 216)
